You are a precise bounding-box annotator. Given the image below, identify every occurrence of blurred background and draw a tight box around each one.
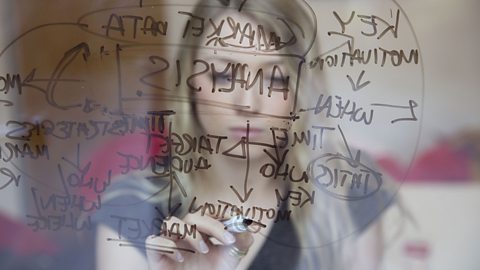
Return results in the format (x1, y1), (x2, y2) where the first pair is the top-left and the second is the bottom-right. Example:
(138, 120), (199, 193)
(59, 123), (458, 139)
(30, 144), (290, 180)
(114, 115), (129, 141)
(0, 0), (479, 269)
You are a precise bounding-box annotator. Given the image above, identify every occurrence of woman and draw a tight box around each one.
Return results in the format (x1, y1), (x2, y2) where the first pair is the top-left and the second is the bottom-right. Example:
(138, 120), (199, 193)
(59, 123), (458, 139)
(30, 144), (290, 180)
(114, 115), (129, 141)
(95, 0), (393, 269)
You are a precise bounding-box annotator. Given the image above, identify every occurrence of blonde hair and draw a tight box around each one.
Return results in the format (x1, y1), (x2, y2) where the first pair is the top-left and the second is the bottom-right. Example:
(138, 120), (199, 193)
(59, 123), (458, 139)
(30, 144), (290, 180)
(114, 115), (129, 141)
(151, 1), (380, 269)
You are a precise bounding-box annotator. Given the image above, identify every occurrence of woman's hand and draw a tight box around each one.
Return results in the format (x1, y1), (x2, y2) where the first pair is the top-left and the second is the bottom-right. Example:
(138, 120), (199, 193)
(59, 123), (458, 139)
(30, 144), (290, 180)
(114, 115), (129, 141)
(145, 213), (254, 270)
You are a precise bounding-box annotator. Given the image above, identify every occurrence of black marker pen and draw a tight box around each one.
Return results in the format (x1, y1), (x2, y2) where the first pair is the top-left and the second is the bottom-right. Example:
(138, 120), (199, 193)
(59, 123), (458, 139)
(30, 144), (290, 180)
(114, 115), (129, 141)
(223, 216), (254, 233)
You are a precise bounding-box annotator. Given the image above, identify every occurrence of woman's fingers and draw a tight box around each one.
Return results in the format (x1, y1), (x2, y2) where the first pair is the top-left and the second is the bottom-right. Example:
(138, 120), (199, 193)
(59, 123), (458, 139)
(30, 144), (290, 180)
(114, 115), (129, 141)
(145, 213), (255, 269)
(224, 232), (254, 260)
(216, 232), (255, 269)
(152, 213), (236, 256)
(163, 216), (211, 254)
(183, 213), (237, 245)
(231, 232), (254, 252)
(145, 235), (185, 266)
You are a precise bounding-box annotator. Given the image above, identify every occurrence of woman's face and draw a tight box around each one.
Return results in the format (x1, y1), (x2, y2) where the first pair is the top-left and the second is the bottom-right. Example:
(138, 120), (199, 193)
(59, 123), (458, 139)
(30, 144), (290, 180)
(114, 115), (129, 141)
(192, 50), (296, 159)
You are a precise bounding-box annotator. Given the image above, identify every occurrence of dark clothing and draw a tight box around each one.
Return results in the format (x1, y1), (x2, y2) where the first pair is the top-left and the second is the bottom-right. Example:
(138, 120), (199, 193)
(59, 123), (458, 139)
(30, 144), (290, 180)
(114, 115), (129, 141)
(92, 177), (301, 269)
